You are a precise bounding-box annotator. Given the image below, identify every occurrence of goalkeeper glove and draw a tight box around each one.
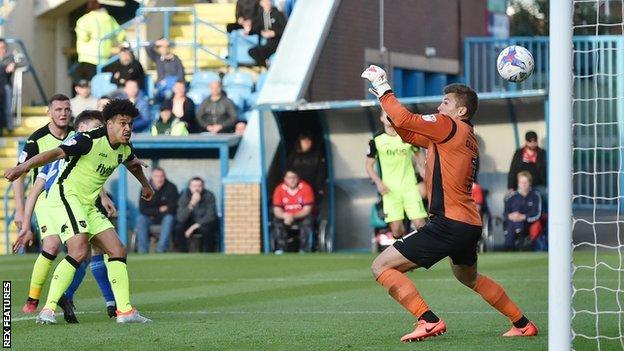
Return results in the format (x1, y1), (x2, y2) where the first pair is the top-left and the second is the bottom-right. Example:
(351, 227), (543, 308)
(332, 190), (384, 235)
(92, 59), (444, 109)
(361, 65), (392, 98)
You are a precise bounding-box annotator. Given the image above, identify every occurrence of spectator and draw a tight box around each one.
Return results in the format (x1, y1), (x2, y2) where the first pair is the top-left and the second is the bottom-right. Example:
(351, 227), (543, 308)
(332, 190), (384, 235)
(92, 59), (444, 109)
(272, 169), (314, 254)
(112, 79), (151, 133)
(174, 177), (219, 252)
(286, 133), (327, 203)
(246, 0), (287, 67)
(70, 79), (98, 116)
(74, 0), (125, 82)
(504, 171), (543, 251)
(226, 0), (259, 32)
(161, 81), (200, 133)
(96, 95), (111, 111)
(471, 182), (484, 214)
(508, 131), (547, 193)
(0, 38), (15, 133)
(152, 105), (188, 136)
(146, 38), (185, 99)
(197, 81), (237, 133)
(105, 43), (146, 91)
(135, 168), (178, 253)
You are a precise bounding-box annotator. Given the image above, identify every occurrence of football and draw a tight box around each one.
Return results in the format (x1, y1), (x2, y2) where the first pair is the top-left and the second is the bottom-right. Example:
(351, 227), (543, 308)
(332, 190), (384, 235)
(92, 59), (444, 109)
(496, 45), (535, 83)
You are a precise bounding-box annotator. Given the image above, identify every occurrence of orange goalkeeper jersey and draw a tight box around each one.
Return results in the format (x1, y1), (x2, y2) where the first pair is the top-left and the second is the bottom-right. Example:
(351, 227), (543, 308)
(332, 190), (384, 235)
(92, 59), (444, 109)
(380, 93), (482, 226)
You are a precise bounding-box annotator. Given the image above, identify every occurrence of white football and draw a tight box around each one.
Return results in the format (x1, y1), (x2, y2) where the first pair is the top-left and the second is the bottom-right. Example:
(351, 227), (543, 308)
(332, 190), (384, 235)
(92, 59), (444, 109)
(496, 45), (535, 83)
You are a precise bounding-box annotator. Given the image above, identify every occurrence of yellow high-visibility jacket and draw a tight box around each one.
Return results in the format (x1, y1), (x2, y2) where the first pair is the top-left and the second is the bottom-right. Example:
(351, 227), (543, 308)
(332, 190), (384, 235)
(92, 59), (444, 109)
(75, 9), (126, 66)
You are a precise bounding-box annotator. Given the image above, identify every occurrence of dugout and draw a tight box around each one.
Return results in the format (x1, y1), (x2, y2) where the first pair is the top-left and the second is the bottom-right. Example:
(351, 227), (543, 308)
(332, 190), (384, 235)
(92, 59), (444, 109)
(266, 90), (547, 251)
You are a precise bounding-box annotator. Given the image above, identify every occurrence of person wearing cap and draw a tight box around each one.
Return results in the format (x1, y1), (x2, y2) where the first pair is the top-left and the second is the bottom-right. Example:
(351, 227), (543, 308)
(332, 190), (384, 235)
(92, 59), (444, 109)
(507, 131), (547, 192)
(70, 79), (98, 117)
(104, 43), (146, 91)
(151, 104), (188, 136)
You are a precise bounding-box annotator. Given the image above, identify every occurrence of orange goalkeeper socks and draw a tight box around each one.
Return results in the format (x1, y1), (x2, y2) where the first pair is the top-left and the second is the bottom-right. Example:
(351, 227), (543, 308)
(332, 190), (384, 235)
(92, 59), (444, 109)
(473, 274), (524, 323)
(376, 268), (430, 318)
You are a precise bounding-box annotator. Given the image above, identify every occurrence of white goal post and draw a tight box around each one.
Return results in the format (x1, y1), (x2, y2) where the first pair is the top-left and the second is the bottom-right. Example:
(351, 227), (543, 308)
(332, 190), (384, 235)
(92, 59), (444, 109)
(549, 0), (573, 350)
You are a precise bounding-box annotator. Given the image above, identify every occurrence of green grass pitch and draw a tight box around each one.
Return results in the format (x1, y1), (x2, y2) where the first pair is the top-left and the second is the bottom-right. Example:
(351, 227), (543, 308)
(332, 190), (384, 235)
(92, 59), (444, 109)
(3, 253), (552, 350)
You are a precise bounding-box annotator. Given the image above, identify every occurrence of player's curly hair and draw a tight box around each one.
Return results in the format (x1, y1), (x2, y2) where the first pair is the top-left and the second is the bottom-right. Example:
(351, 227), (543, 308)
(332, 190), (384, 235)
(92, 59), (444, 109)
(102, 99), (139, 121)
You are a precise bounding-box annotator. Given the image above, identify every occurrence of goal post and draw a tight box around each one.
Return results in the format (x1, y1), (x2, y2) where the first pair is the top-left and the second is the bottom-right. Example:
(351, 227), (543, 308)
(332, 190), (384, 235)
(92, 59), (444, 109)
(549, 0), (574, 350)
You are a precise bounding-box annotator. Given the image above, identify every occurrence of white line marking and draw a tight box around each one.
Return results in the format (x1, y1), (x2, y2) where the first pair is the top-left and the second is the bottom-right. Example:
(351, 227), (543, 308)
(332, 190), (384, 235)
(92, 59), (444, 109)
(12, 310), (548, 322)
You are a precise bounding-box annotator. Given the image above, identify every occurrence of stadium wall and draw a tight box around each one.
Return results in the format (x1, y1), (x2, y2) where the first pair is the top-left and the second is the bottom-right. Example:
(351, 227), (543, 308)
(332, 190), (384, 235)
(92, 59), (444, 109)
(306, 0), (488, 102)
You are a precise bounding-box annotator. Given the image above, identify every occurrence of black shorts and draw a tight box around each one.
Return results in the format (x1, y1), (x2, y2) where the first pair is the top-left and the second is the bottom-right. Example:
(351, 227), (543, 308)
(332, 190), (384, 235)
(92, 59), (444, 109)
(393, 215), (483, 269)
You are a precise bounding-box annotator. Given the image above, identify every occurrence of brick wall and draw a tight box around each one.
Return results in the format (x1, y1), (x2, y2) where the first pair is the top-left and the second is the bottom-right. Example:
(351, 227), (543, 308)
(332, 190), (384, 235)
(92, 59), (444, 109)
(306, 0), (488, 102)
(224, 182), (262, 254)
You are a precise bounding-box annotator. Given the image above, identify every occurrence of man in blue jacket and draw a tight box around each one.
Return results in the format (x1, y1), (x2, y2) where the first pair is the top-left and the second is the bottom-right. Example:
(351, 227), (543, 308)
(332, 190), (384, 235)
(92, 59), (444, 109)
(504, 171), (543, 251)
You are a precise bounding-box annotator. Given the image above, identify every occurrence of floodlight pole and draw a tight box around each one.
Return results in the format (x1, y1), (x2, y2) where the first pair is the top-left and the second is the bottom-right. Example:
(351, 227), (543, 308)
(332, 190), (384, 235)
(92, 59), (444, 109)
(548, 0), (573, 350)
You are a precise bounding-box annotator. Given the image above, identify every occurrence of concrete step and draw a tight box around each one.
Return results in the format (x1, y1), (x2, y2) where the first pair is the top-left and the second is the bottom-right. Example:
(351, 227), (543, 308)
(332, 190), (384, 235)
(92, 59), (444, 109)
(172, 3), (235, 25)
(22, 106), (47, 116)
(0, 158), (19, 169)
(0, 232), (18, 255)
(5, 125), (38, 137)
(22, 116), (48, 130)
(170, 25), (229, 46)
(0, 148), (17, 158)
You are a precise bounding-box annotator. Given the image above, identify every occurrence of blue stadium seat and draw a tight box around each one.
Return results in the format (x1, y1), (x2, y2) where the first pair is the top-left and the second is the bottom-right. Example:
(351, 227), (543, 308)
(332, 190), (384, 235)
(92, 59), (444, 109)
(228, 30), (263, 66)
(145, 74), (154, 99)
(190, 71), (220, 90)
(255, 72), (268, 92)
(187, 87), (210, 106)
(223, 70), (254, 93)
(91, 72), (117, 98)
(247, 92), (259, 108)
(224, 89), (249, 116)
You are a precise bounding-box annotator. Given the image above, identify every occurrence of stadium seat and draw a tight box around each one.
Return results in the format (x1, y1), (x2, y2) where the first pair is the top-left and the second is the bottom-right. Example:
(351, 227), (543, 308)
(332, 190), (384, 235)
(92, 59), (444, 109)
(255, 72), (268, 92)
(144, 74), (154, 99)
(223, 70), (254, 92)
(187, 87), (211, 106)
(91, 72), (117, 99)
(228, 30), (263, 66)
(224, 89), (249, 115)
(190, 71), (220, 90)
(246, 92), (259, 108)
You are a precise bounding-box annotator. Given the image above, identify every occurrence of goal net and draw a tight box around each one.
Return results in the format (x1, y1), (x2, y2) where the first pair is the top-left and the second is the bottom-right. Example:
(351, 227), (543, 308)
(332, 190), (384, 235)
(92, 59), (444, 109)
(570, 0), (624, 350)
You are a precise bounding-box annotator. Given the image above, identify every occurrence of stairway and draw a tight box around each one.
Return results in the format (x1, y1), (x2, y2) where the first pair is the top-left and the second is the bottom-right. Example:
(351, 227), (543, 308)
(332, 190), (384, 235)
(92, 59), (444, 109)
(169, 2), (236, 73)
(0, 106), (47, 254)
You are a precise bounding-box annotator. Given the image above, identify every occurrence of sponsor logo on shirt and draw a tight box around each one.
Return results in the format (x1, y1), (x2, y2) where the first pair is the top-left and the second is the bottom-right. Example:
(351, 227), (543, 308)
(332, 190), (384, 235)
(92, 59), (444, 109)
(421, 114), (437, 122)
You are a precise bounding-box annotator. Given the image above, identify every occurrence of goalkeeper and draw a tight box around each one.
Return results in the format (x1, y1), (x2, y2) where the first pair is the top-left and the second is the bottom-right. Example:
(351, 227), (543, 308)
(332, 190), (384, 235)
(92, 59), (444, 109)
(362, 65), (538, 342)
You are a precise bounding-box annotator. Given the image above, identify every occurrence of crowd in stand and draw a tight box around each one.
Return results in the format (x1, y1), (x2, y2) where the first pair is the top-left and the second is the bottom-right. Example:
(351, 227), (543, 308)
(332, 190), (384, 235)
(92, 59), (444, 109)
(135, 168), (219, 253)
(59, 0), (290, 138)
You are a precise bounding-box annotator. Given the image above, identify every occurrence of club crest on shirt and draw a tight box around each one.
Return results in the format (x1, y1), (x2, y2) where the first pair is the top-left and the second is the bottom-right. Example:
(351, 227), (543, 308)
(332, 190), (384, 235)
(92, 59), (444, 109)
(41, 225), (47, 233)
(62, 138), (77, 146)
(79, 221), (87, 228)
(422, 114), (437, 122)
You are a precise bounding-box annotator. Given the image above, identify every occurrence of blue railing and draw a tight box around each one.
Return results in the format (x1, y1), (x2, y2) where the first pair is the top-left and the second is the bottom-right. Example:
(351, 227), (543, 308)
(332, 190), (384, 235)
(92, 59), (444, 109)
(465, 35), (624, 209)
(96, 6), (230, 75)
(464, 36), (549, 94)
(5, 38), (47, 105)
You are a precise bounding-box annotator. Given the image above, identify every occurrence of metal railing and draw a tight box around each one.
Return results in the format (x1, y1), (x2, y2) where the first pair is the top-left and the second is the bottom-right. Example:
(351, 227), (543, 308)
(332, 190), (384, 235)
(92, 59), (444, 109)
(464, 36), (549, 94)
(96, 6), (230, 75)
(465, 35), (624, 209)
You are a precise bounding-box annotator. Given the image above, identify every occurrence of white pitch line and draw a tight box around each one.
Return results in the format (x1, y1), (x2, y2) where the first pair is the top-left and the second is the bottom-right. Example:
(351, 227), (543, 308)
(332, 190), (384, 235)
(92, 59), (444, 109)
(11, 310), (548, 322)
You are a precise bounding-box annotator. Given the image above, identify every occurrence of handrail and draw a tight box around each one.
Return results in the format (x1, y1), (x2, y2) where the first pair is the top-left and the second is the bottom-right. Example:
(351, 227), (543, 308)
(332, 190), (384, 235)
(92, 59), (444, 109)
(96, 6), (235, 75)
(3, 181), (12, 255)
(5, 38), (46, 105)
